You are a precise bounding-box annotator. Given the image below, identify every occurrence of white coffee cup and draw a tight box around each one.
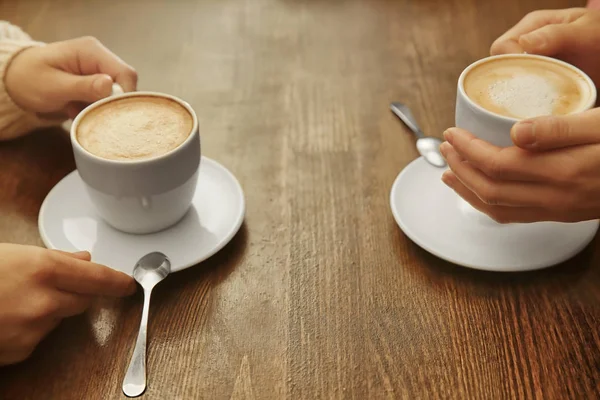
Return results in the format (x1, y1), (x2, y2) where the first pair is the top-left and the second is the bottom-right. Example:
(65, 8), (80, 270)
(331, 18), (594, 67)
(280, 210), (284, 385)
(70, 87), (201, 234)
(454, 54), (597, 223)
(456, 54), (597, 147)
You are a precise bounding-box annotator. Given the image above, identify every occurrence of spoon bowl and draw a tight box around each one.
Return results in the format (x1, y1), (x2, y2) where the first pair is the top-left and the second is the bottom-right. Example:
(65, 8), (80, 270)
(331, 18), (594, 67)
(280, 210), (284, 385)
(390, 102), (447, 168)
(132, 252), (171, 287)
(416, 137), (446, 168)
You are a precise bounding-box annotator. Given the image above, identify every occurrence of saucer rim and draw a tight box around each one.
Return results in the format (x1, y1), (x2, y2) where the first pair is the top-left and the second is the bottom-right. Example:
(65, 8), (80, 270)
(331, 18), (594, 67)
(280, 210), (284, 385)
(389, 157), (599, 272)
(38, 156), (246, 272)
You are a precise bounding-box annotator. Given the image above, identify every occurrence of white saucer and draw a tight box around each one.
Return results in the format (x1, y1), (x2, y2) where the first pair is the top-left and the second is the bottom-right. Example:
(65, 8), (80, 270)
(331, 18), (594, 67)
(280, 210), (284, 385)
(390, 157), (599, 272)
(39, 157), (245, 275)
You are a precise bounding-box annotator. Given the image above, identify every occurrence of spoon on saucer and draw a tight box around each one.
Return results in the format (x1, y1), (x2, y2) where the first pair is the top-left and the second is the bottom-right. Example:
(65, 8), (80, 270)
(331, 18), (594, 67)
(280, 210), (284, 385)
(122, 252), (171, 398)
(390, 102), (447, 168)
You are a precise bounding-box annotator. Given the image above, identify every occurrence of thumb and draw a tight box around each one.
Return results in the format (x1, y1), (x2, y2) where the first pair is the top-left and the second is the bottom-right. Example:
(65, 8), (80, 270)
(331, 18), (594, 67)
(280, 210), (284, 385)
(55, 73), (114, 104)
(518, 23), (578, 55)
(511, 108), (600, 151)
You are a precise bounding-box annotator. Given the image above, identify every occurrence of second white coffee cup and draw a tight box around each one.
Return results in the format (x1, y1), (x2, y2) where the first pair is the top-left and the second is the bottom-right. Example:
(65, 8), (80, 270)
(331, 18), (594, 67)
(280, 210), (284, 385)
(454, 54), (597, 223)
(456, 54), (597, 147)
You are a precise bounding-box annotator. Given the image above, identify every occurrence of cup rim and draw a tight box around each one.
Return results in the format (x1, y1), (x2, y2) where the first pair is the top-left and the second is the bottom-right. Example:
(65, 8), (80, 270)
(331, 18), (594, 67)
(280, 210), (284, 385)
(458, 53), (598, 123)
(70, 91), (199, 165)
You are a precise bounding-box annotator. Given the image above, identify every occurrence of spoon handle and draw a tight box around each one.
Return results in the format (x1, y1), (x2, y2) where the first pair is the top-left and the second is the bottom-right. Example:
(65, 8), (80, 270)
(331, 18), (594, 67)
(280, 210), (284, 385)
(390, 102), (426, 139)
(123, 288), (152, 397)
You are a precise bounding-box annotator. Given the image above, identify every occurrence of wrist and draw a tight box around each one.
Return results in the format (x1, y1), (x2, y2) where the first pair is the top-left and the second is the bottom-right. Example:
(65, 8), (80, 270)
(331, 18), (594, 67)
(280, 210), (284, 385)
(2, 43), (42, 113)
(0, 41), (63, 140)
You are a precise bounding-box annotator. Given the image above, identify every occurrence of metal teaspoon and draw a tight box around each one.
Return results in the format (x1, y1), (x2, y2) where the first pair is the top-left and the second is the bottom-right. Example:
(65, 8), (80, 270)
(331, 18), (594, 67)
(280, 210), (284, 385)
(390, 102), (447, 168)
(122, 252), (171, 398)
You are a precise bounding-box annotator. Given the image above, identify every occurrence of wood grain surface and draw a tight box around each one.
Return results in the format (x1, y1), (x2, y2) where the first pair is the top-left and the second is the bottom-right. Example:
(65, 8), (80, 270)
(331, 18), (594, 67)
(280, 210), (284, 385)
(0, 0), (598, 399)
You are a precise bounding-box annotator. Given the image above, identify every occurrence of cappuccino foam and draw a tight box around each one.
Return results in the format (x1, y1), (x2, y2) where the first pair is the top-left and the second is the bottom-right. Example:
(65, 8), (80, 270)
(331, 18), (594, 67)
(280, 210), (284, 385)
(464, 57), (592, 119)
(77, 96), (193, 161)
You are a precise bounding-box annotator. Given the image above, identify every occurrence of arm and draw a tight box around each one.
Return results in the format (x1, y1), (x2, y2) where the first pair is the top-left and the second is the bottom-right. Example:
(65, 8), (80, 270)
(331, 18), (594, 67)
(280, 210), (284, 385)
(0, 21), (62, 141)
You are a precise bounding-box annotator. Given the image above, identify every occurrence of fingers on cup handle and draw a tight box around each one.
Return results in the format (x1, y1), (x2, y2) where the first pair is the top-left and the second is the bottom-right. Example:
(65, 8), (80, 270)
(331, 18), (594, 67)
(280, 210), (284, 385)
(490, 39), (525, 55)
(112, 82), (124, 95)
(112, 65), (137, 93)
(74, 36), (138, 92)
(489, 8), (587, 56)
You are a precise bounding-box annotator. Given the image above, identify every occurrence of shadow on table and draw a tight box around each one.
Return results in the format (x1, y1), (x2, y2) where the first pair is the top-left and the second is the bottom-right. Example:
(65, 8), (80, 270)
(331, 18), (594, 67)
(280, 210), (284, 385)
(413, 237), (597, 291)
(157, 220), (249, 294)
(0, 126), (74, 204)
(0, 127), (74, 248)
(392, 219), (599, 293)
(122, 220), (249, 334)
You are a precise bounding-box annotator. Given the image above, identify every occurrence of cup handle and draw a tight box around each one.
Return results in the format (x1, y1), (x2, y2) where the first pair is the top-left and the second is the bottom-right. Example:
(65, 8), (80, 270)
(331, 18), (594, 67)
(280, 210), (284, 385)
(112, 82), (124, 95)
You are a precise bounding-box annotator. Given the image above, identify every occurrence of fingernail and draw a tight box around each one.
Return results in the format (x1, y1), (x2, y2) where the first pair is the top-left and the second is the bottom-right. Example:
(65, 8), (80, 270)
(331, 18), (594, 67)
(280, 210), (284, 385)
(512, 121), (536, 146)
(443, 129), (454, 142)
(73, 251), (91, 259)
(441, 171), (453, 186)
(439, 141), (451, 157)
(521, 32), (546, 50)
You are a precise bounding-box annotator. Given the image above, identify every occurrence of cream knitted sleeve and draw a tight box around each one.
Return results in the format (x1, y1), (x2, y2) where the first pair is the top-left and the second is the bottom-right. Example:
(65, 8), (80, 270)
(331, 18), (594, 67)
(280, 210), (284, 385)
(0, 21), (62, 141)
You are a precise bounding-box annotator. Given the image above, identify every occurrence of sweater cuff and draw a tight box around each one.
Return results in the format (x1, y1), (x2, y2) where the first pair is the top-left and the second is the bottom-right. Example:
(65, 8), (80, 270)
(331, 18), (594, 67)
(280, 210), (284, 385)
(0, 40), (63, 140)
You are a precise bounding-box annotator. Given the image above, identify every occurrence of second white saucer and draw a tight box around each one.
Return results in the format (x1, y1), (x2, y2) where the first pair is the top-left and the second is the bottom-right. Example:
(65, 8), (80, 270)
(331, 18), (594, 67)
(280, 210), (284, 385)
(390, 157), (599, 272)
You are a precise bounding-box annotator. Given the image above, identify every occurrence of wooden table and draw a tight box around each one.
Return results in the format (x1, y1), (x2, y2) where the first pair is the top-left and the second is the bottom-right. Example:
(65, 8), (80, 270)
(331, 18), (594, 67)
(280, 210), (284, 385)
(0, 0), (598, 398)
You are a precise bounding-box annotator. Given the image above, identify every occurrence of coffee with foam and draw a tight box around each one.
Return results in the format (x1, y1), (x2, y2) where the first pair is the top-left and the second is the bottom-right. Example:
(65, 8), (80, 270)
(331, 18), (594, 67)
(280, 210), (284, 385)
(463, 56), (593, 119)
(76, 96), (193, 161)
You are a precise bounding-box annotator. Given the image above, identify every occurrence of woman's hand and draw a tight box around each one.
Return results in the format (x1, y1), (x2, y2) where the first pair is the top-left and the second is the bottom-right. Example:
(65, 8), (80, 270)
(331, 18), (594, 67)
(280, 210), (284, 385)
(490, 8), (600, 86)
(4, 36), (137, 119)
(0, 244), (135, 365)
(440, 108), (600, 223)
